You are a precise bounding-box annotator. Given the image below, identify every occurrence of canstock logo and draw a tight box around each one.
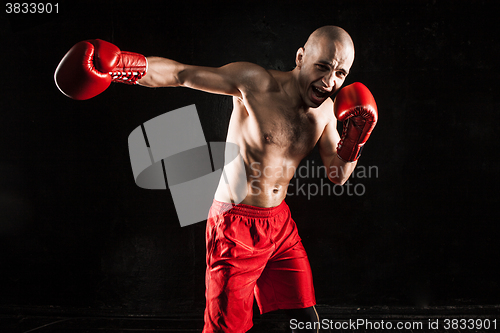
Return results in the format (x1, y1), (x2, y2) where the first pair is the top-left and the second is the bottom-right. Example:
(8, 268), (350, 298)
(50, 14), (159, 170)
(128, 105), (247, 227)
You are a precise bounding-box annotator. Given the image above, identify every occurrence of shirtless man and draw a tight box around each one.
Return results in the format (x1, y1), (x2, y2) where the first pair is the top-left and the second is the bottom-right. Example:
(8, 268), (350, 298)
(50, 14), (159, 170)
(55, 25), (377, 333)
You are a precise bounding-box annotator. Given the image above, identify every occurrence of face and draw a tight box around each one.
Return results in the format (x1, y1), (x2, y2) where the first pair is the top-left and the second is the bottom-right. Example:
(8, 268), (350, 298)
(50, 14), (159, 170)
(296, 38), (354, 108)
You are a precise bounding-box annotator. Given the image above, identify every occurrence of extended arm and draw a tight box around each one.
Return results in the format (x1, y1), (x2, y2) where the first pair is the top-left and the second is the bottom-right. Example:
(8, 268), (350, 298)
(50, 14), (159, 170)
(54, 39), (261, 100)
(138, 57), (255, 97)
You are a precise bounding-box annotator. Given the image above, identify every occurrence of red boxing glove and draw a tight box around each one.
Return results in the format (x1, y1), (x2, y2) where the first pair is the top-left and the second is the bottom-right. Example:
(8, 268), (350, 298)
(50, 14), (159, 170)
(54, 39), (148, 100)
(334, 82), (378, 162)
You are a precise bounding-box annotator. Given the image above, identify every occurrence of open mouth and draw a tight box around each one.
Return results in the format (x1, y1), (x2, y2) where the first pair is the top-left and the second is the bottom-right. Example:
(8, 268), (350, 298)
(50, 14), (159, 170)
(310, 86), (330, 104)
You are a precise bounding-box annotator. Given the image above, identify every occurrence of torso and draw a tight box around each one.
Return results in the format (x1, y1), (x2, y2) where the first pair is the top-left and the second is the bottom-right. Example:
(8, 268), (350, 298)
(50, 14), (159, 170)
(214, 69), (333, 207)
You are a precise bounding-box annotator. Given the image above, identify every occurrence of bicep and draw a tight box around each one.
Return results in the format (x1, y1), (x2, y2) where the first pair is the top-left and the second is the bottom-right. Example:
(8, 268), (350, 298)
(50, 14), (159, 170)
(178, 62), (262, 98)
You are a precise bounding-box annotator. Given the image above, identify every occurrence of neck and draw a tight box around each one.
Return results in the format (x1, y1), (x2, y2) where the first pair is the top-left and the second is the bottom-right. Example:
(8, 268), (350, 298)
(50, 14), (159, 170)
(282, 68), (308, 110)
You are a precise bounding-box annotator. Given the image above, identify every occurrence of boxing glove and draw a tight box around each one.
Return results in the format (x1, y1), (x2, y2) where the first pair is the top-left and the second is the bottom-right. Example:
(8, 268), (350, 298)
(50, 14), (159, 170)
(334, 82), (378, 162)
(54, 39), (148, 100)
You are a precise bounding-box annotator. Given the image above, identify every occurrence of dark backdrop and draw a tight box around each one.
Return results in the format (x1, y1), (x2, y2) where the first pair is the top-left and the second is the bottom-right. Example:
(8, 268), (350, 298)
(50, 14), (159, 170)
(1, 0), (499, 316)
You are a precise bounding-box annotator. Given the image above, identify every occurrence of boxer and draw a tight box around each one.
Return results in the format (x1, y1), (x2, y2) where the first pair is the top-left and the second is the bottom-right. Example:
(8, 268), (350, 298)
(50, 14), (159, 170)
(55, 26), (377, 333)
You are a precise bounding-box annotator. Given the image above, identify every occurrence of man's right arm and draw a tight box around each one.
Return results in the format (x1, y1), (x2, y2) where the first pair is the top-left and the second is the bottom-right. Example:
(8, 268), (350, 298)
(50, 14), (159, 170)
(54, 39), (265, 100)
(139, 57), (267, 98)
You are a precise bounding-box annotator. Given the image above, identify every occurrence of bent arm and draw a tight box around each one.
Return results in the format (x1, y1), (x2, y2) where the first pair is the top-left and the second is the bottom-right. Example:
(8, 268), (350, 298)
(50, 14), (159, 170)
(138, 57), (263, 97)
(318, 111), (357, 185)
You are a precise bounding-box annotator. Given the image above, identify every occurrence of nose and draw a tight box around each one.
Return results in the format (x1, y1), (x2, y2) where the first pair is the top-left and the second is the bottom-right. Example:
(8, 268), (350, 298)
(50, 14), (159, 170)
(322, 71), (336, 89)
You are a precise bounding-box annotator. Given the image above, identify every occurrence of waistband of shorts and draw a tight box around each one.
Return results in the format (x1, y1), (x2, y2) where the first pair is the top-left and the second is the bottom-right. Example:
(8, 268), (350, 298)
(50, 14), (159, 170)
(211, 199), (288, 218)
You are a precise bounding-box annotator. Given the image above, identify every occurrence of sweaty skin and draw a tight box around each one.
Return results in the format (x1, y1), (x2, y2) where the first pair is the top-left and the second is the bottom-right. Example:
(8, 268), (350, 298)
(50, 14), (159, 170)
(138, 26), (357, 208)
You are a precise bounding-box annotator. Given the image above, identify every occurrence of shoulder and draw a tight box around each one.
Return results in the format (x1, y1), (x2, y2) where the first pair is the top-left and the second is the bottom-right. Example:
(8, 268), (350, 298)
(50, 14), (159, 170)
(317, 97), (336, 123)
(228, 62), (279, 93)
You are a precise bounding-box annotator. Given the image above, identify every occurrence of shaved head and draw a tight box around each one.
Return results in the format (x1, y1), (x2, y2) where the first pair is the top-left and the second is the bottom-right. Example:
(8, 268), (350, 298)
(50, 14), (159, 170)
(304, 25), (354, 56)
(293, 26), (355, 108)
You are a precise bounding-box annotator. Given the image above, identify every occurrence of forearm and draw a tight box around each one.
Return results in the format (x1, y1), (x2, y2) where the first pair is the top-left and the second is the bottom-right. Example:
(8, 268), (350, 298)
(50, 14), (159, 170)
(327, 154), (357, 185)
(138, 56), (184, 88)
(326, 82), (377, 185)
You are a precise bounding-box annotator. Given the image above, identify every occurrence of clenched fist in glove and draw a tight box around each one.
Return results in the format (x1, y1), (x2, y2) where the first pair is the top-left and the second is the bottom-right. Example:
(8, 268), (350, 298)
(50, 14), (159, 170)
(54, 39), (147, 100)
(334, 82), (378, 162)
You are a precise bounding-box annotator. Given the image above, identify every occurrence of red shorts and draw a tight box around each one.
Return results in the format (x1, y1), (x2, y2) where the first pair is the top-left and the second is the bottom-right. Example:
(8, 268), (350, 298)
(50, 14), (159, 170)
(203, 200), (316, 333)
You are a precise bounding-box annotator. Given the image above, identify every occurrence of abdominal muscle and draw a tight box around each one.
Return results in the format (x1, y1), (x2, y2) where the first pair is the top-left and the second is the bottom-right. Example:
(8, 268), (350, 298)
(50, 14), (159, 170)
(213, 98), (317, 208)
(214, 149), (299, 208)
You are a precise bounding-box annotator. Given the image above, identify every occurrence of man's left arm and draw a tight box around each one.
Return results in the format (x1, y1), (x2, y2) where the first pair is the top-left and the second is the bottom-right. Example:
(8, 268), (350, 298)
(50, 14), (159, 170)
(318, 105), (357, 185)
(318, 82), (378, 185)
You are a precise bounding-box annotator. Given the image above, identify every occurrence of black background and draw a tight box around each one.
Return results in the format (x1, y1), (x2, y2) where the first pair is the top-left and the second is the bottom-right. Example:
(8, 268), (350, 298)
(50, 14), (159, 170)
(1, 0), (499, 316)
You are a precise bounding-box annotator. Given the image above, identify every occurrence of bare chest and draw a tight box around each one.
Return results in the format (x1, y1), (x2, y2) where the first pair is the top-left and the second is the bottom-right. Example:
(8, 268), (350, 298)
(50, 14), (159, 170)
(252, 102), (326, 157)
(229, 91), (329, 159)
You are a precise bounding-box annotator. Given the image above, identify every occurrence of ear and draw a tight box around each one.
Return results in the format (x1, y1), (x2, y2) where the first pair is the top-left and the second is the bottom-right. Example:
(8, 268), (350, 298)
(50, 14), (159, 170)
(295, 47), (305, 68)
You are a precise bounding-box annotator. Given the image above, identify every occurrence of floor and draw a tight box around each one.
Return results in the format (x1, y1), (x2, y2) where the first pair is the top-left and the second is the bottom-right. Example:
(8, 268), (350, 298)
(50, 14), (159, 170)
(1, 305), (499, 332)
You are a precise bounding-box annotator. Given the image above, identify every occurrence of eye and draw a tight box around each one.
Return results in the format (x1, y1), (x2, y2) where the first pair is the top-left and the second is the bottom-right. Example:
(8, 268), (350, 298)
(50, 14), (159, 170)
(336, 71), (347, 78)
(316, 64), (329, 72)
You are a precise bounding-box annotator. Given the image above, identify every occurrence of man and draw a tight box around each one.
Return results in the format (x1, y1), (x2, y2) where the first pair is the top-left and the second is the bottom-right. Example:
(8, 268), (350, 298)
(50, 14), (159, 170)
(55, 25), (377, 333)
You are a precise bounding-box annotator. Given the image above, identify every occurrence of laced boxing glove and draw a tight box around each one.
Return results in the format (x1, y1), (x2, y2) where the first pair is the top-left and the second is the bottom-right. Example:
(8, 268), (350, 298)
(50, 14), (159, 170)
(334, 82), (378, 162)
(54, 39), (148, 100)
